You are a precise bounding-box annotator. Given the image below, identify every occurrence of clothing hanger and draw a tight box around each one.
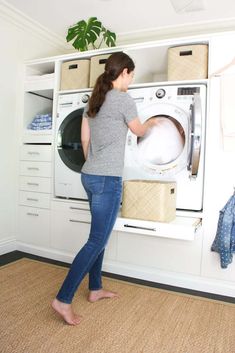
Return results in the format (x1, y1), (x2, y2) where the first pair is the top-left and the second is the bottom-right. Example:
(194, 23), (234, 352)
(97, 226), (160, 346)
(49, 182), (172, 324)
(209, 57), (235, 78)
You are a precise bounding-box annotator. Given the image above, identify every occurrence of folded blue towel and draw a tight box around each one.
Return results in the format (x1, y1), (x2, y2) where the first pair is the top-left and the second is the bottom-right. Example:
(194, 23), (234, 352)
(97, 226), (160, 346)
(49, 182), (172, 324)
(27, 113), (52, 130)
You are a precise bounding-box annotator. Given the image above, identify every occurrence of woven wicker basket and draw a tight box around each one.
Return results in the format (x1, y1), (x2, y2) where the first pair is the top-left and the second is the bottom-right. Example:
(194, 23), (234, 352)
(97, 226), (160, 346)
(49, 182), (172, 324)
(121, 180), (176, 222)
(89, 54), (111, 87)
(168, 44), (208, 81)
(60, 59), (90, 90)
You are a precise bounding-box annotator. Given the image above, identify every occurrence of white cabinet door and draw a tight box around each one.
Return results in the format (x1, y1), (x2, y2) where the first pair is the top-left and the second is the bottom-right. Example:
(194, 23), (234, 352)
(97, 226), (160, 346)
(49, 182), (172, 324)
(18, 206), (50, 247)
(116, 228), (203, 275)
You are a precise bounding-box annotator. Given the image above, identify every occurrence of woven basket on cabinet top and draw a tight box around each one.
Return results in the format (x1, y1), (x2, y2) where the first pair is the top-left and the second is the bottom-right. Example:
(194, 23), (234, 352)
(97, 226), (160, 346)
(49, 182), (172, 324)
(167, 44), (208, 81)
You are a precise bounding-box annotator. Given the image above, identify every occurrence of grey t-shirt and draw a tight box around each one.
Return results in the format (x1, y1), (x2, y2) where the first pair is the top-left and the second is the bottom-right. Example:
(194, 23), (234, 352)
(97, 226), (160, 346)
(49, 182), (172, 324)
(81, 88), (137, 177)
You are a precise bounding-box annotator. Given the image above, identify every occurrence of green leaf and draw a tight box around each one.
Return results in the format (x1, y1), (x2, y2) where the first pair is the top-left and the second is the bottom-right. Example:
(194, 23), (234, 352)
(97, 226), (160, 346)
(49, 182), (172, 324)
(103, 30), (116, 47)
(66, 17), (102, 51)
(66, 17), (116, 51)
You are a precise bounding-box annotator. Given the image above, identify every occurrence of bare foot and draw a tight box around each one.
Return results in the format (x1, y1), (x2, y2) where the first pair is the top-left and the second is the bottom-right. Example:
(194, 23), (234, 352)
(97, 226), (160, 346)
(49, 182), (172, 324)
(51, 298), (83, 325)
(88, 289), (119, 303)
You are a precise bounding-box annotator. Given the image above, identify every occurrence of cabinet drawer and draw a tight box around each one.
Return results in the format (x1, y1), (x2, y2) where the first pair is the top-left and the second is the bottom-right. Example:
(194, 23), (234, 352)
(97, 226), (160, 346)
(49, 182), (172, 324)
(20, 161), (52, 177)
(18, 206), (50, 247)
(19, 191), (51, 209)
(19, 176), (51, 193)
(51, 210), (89, 253)
(20, 144), (52, 161)
(51, 207), (116, 260)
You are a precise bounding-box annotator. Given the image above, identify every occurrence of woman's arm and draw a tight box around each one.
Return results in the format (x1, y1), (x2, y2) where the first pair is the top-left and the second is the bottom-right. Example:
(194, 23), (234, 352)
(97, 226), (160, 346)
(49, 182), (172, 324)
(81, 117), (90, 159)
(128, 117), (158, 137)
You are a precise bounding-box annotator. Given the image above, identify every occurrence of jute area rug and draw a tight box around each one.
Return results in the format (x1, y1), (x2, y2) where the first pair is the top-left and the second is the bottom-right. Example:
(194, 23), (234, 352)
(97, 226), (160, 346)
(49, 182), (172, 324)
(0, 259), (235, 353)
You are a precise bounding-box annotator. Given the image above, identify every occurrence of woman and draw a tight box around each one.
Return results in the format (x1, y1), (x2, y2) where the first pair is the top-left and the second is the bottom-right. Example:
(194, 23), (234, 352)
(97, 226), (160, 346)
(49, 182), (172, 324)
(52, 52), (157, 325)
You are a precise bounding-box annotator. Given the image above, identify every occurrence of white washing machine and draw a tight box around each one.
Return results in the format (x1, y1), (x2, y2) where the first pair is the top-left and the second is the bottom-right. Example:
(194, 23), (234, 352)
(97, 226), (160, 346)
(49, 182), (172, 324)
(123, 84), (207, 211)
(54, 92), (91, 200)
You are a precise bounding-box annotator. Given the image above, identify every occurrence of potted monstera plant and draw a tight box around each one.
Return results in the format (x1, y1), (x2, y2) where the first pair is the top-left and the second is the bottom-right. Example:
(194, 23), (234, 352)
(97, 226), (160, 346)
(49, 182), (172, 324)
(66, 17), (116, 51)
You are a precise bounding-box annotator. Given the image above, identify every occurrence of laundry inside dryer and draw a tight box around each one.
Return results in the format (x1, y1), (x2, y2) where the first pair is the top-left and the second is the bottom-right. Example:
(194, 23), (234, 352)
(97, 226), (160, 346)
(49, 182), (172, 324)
(137, 115), (185, 165)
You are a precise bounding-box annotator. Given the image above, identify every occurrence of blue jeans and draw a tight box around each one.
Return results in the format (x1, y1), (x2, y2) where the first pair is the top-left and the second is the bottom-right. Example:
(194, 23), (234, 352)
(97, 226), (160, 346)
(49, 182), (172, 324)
(56, 173), (122, 304)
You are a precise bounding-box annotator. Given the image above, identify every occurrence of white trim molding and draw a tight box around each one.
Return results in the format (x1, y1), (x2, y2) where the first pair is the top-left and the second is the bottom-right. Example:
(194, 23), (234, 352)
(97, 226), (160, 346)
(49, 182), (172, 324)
(0, 237), (17, 255)
(0, 0), (67, 51)
(116, 18), (235, 45)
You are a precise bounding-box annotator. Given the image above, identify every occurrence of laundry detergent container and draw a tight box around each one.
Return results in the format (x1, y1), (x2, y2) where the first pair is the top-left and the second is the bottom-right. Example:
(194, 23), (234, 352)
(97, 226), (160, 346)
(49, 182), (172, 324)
(167, 44), (208, 81)
(60, 59), (90, 90)
(121, 180), (176, 223)
(89, 54), (111, 87)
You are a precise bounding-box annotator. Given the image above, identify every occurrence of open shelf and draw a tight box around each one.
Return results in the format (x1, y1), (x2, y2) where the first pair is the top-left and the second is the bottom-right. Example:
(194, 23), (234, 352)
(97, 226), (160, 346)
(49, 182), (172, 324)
(24, 73), (55, 95)
(114, 216), (202, 241)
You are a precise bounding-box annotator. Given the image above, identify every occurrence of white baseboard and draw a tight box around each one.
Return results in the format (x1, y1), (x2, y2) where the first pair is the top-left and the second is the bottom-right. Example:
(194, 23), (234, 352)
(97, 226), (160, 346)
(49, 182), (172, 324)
(16, 241), (74, 264)
(102, 261), (235, 298)
(3, 241), (235, 298)
(0, 237), (17, 255)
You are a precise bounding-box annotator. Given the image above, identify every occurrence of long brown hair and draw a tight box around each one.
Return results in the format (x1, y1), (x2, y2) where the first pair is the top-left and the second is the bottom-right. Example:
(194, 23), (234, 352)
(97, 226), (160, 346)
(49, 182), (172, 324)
(87, 52), (135, 117)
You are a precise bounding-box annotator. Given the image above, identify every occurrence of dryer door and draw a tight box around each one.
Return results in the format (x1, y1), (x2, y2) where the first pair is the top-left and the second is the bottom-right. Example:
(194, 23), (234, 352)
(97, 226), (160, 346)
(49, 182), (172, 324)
(57, 108), (85, 173)
(187, 93), (202, 178)
(124, 103), (189, 177)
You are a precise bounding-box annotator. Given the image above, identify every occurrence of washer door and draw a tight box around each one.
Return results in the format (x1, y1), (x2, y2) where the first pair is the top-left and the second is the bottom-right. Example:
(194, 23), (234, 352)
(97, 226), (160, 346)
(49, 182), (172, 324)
(128, 103), (188, 176)
(57, 108), (85, 173)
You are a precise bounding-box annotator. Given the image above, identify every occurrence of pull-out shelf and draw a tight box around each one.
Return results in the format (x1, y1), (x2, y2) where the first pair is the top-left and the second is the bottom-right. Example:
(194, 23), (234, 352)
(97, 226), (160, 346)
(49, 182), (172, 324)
(113, 216), (202, 241)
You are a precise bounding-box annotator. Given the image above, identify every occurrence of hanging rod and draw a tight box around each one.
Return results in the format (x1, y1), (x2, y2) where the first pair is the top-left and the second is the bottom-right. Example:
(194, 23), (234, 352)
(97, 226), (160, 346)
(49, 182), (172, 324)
(28, 91), (53, 101)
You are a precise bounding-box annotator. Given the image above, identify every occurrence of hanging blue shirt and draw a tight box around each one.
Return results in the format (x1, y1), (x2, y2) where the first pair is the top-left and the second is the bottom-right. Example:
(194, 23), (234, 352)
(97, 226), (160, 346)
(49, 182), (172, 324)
(211, 194), (235, 268)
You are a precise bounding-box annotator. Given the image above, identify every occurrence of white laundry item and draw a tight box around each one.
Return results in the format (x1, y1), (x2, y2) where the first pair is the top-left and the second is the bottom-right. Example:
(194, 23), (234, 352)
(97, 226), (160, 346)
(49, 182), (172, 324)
(137, 117), (184, 165)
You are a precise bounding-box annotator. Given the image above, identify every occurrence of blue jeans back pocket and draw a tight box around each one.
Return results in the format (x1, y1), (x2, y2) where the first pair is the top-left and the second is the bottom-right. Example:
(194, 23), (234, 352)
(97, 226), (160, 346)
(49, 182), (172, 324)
(81, 174), (106, 195)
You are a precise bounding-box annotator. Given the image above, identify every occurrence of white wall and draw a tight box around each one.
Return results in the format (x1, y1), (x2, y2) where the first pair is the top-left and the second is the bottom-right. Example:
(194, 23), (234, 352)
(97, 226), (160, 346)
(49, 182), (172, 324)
(0, 12), (63, 252)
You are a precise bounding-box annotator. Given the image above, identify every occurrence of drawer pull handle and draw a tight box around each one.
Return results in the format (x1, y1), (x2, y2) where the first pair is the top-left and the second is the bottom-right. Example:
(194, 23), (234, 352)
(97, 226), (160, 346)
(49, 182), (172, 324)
(27, 151), (40, 155)
(69, 219), (90, 225)
(70, 206), (88, 211)
(27, 182), (39, 186)
(27, 212), (39, 217)
(27, 167), (39, 171)
(26, 197), (39, 202)
(124, 224), (156, 232)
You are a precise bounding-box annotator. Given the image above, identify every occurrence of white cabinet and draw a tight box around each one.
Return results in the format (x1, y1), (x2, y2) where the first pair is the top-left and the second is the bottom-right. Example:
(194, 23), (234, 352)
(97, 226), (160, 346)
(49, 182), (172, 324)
(18, 144), (52, 246)
(22, 61), (55, 144)
(116, 228), (203, 275)
(16, 32), (235, 297)
(51, 200), (118, 261)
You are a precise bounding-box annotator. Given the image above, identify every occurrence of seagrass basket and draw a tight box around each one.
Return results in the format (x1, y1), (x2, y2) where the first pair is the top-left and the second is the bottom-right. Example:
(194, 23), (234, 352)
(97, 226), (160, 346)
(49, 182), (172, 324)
(60, 59), (90, 90)
(168, 44), (208, 81)
(121, 180), (176, 223)
(89, 54), (111, 87)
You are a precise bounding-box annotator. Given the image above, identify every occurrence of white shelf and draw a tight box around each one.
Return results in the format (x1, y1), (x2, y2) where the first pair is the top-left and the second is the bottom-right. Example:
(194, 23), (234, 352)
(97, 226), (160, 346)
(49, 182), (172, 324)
(24, 73), (55, 98)
(114, 216), (202, 241)
(22, 129), (52, 144)
(56, 79), (208, 96)
(58, 87), (93, 95)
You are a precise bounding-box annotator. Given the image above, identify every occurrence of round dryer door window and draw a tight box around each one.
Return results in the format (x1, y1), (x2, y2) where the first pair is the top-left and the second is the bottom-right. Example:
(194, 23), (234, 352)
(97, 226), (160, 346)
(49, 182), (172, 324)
(57, 108), (85, 172)
(128, 103), (189, 176)
(138, 115), (185, 166)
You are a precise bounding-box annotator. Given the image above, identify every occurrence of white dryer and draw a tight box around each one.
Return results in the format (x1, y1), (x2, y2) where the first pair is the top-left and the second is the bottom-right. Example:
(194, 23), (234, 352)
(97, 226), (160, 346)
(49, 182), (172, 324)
(123, 84), (207, 211)
(54, 92), (91, 200)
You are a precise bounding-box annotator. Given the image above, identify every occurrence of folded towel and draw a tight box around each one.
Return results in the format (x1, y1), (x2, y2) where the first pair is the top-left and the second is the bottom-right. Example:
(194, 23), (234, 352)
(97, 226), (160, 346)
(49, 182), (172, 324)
(27, 113), (52, 130)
